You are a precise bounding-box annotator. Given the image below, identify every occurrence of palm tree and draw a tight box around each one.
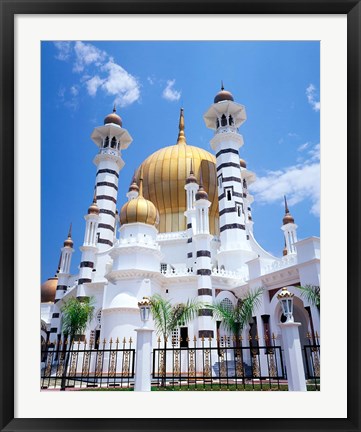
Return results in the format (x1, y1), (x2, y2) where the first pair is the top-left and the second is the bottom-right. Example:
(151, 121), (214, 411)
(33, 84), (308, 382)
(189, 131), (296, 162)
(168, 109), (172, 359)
(150, 294), (203, 385)
(297, 285), (320, 310)
(208, 287), (263, 343)
(60, 296), (95, 390)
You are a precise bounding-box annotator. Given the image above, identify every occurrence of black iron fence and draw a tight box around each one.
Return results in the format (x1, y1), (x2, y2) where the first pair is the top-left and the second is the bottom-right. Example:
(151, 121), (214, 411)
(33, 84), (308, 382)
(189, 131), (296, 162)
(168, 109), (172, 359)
(152, 334), (286, 390)
(41, 337), (135, 390)
(303, 332), (320, 390)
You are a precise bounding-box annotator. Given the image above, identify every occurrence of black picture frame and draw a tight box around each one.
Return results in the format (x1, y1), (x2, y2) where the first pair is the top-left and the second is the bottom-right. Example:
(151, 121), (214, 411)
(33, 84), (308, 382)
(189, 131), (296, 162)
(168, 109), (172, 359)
(1, 1), (360, 431)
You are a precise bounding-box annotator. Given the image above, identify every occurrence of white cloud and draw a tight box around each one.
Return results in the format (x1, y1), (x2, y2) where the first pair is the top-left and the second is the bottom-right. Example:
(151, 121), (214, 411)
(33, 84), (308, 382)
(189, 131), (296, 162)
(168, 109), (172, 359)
(54, 42), (72, 61)
(98, 61), (140, 107)
(70, 85), (79, 96)
(162, 79), (181, 102)
(73, 41), (107, 73)
(53, 41), (141, 108)
(306, 84), (320, 112)
(147, 76), (155, 85)
(297, 142), (309, 152)
(85, 75), (104, 96)
(251, 144), (320, 217)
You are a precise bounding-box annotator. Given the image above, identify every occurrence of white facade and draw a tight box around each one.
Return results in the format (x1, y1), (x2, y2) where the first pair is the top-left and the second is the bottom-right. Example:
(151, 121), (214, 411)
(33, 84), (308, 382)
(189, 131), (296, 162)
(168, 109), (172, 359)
(41, 91), (320, 365)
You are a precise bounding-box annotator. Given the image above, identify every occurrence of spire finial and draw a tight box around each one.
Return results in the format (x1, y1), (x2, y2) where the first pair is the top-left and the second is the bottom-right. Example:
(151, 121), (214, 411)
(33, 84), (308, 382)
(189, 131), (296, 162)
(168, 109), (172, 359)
(139, 166), (144, 196)
(177, 108), (186, 145)
(56, 252), (62, 275)
(284, 195), (289, 214)
(113, 104), (116, 113)
(67, 223), (72, 238)
(221, 80), (224, 91)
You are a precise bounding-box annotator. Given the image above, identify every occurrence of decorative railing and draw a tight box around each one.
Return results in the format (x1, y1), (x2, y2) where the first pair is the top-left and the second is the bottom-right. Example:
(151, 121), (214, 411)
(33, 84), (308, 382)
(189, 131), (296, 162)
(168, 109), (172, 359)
(263, 254), (297, 275)
(157, 231), (188, 241)
(41, 337), (135, 390)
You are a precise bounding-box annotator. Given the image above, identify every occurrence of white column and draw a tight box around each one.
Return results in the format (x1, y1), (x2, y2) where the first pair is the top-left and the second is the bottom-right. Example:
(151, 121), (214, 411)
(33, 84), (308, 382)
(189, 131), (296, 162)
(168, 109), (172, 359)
(279, 322), (307, 391)
(134, 327), (154, 392)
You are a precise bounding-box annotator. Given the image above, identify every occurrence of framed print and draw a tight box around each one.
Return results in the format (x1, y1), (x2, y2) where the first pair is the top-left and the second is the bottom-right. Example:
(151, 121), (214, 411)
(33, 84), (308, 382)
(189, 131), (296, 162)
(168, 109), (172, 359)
(1, 1), (360, 432)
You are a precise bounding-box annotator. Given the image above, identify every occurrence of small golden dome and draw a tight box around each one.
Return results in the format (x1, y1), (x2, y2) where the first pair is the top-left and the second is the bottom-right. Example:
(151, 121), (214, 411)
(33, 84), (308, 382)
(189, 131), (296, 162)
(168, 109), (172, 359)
(195, 185), (208, 201)
(63, 223), (74, 248)
(88, 191), (99, 215)
(240, 158), (247, 169)
(214, 83), (234, 103)
(120, 195), (159, 226)
(186, 160), (197, 184)
(283, 213), (295, 225)
(104, 106), (122, 127)
(41, 276), (58, 303)
(120, 177), (159, 226)
(283, 196), (295, 225)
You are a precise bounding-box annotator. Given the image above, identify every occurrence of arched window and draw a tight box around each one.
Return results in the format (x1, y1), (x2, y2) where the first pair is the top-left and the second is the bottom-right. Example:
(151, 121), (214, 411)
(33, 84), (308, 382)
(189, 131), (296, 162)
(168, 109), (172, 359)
(221, 114), (227, 127)
(216, 118), (220, 128)
(229, 115), (234, 125)
(220, 297), (234, 313)
(243, 179), (247, 189)
(104, 136), (109, 148)
(111, 137), (117, 148)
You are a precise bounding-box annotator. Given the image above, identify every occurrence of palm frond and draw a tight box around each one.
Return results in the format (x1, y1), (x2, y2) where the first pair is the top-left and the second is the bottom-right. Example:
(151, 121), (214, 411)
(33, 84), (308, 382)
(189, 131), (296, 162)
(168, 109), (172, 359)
(297, 285), (320, 307)
(61, 296), (95, 338)
(237, 287), (263, 330)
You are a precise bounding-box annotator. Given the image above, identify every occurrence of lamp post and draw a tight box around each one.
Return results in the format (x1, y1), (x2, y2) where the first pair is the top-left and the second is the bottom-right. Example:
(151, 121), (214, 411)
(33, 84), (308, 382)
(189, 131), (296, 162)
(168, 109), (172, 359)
(134, 296), (153, 392)
(138, 296), (151, 326)
(277, 287), (294, 323)
(277, 287), (306, 391)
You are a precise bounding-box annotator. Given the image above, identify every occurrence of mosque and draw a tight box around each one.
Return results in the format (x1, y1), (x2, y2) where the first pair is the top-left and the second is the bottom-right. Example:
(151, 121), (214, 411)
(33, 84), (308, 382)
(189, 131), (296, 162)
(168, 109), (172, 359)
(41, 86), (320, 354)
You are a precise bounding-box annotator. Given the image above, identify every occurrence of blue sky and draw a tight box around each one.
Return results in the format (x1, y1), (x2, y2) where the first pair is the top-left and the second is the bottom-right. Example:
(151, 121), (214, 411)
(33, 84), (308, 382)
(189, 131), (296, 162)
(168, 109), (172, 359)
(41, 41), (320, 282)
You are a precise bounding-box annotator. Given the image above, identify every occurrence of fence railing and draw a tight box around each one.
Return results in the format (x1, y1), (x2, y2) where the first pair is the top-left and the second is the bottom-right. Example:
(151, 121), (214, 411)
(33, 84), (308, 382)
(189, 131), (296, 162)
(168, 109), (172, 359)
(303, 332), (320, 390)
(41, 337), (135, 390)
(152, 335), (286, 390)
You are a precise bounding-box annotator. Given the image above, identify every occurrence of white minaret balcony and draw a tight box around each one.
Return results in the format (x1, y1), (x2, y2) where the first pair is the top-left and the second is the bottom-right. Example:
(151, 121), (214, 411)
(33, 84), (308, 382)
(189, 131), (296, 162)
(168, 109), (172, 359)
(203, 100), (247, 131)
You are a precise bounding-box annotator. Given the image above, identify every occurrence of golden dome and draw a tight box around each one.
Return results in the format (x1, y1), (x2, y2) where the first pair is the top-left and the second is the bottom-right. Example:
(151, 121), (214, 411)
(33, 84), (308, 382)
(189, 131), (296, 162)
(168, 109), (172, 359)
(214, 83), (234, 104)
(120, 179), (159, 226)
(104, 106), (122, 127)
(41, 276), (58, 303)
(135, 109), (219, 234)
(240, 158), (247, 168)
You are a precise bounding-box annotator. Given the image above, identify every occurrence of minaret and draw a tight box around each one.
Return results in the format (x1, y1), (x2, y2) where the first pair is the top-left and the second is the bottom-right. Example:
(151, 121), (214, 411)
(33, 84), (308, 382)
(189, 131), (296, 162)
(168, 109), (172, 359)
(184, 159), (198, 270)
(77, 191), (100, 299)
(193, 182), (214, 338)
(239, 158), (256, 235)
(49, 225), (74, 344)
(281, 196), (298, 255)
(90, 107), (132, 250)
(203, 85), (256, 271)
(102, 174), (161, 343)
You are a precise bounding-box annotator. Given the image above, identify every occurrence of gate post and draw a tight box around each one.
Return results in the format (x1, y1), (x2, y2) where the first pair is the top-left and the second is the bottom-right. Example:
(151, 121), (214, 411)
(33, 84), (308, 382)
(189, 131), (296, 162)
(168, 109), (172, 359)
(279, 322), (307, 391)
(134, 328), (153, 392)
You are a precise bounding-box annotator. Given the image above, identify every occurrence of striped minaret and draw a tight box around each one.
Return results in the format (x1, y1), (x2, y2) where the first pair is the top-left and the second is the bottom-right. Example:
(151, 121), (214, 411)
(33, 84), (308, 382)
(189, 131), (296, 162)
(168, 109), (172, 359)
(203, 85), (256, 271)
(77, 191), (100, 300)
(49, 224), (74, 344)
(90, 107), (132, 251)
(239, 158), (256, 235)
(281, 196), (298, 254)
(193, 182), (214, 339)
(184, 160), (198, 270)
